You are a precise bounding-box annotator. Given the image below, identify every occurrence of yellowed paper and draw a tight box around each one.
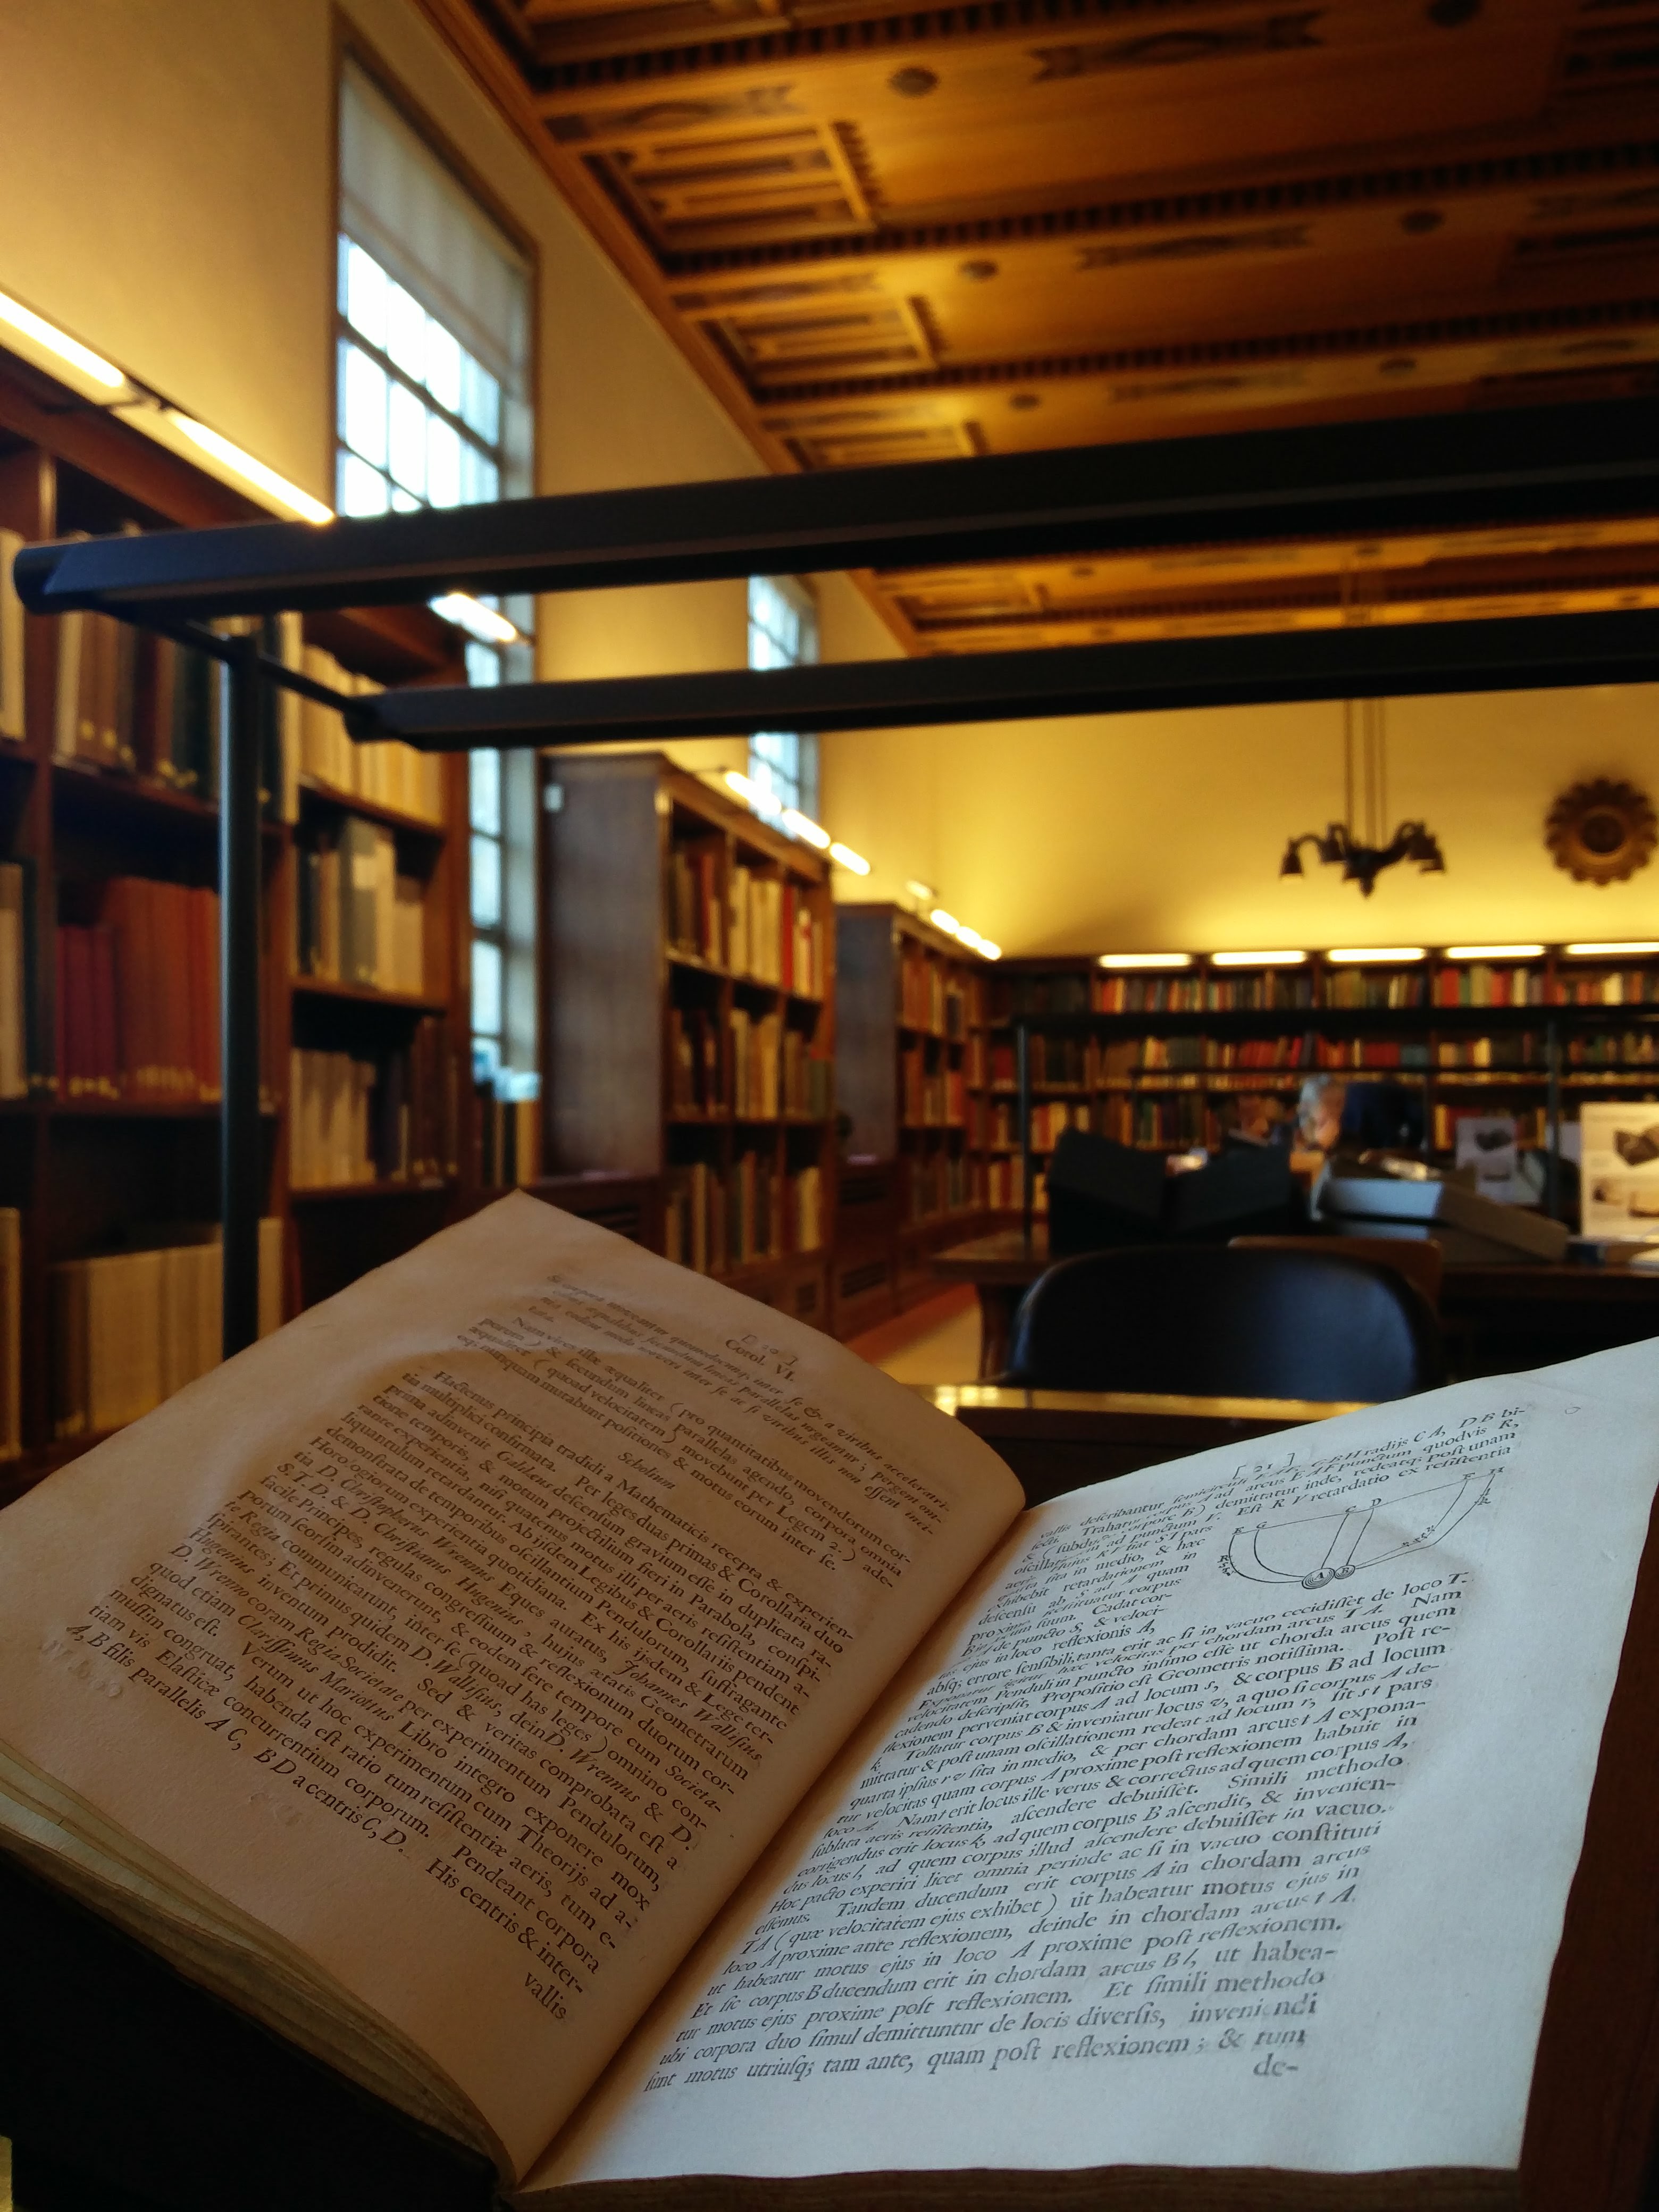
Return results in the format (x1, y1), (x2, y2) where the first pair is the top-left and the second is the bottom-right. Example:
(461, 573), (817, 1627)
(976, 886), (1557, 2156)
(0, 1196), (1021, 2179)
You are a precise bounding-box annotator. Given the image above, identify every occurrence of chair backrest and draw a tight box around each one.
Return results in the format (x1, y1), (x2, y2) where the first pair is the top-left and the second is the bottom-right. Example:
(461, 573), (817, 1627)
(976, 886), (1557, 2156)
(1006, 1244), (1443, 1401)
(1230, 1231), (1443, 1313)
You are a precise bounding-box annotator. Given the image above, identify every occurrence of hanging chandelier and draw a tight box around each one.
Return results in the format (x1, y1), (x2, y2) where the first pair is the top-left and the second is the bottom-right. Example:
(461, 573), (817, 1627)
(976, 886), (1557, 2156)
(1280, 697), (1446, 898)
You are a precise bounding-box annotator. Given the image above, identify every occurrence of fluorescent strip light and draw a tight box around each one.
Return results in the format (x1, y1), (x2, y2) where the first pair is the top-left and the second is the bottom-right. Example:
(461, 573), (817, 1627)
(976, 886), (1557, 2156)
(956, 926), (985, 953)
(1098, 952), (1191, 970)
(1326, 946), (1427, 963)
(167, 412), (332, 524)
(0, 288), (124, 390)
(906, 881), (936, 904)
(725, 770), (759, 803)
(1211, 950), (1306, 968)
(1565, 941), (1659, 957)
(931, 909), (961, 935)
(1444, 944), (1545, 960)
(978, 939), (1002, 960)
(782, 808), (831, 850)
(431, 592), (518, 646)
(830, 842), (870, 875)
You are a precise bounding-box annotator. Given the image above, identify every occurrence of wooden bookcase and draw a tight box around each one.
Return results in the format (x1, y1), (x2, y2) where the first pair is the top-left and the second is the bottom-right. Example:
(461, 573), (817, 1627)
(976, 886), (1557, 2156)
(834, 904), (993, 1316)
(984, 948), (1659, 1213)
(539, 751), (836, 1331)
(0, 340), (473, 1496)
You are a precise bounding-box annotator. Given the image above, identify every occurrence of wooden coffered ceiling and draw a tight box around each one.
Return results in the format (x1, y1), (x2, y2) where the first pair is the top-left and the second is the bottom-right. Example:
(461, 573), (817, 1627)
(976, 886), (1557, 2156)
(432, 0), (1659, 650)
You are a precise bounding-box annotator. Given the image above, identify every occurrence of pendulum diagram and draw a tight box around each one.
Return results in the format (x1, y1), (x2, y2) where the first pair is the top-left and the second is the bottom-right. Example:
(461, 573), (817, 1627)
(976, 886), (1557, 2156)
(1220, 1471), (1497, 1590)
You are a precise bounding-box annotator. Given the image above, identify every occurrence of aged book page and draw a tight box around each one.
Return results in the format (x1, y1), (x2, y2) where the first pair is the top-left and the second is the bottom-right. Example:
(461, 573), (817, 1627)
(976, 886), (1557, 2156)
(534, 1343), (1659, 2194)
(0, 1195), (1022, 2180)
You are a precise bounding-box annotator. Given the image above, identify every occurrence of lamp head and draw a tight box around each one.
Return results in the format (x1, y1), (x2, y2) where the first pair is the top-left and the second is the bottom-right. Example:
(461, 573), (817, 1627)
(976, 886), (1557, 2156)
(1279, 839), (1304, 879)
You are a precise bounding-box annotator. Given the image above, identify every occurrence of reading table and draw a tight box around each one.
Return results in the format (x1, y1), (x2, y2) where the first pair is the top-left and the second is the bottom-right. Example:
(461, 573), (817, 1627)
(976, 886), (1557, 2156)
(933, 1229), (1659, 1384)
(916, 1382), (1356, 1503)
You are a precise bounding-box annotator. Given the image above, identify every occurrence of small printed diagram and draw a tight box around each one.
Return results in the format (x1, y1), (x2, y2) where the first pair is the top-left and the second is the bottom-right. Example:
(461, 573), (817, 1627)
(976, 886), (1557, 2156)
(1221, 1472), (1495, 1589)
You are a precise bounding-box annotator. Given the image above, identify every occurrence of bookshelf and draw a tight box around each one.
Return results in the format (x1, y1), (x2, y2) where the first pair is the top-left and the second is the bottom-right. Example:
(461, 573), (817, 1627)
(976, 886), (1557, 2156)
(834, 905), (993, 1316)
(984, 946), (1659, 1213)
(540, 752), (836, 1331)
(0, 339), (472, 1494)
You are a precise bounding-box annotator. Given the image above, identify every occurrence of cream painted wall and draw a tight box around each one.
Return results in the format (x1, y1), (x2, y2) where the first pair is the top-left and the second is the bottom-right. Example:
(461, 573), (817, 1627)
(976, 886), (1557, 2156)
(0, 0), (762, 677)
(819, 684), (1659, 954)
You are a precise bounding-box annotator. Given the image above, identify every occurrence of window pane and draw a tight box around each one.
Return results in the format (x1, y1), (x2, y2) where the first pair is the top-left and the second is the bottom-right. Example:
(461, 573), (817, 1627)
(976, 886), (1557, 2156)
(341, 341), (388, 467)
(388, 380), (427, 496)
(390, 486), (420, 512)
(425, 321), (462, 415)
(386, 279), (426, 382)
(470, 750), (501, 836)
(459, 442), (499, 507)
(464, 641), (502, 688)
(459, 352), (500, 444)
(342, 240), (387, 350)
(337, 451), (389, 516)
(471, 831), (502, 928)
(472, 938), (503, 1040)
(428, 414), (462, 507)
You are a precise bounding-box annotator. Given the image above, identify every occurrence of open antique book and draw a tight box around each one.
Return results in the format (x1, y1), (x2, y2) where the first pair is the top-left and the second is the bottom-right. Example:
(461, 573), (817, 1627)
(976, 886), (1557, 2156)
(1, 1194), (1657, 2212)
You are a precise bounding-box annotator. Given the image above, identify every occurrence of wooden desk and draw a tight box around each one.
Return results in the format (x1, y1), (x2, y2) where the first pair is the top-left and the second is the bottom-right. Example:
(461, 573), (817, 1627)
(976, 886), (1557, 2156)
(932, 1228), (1659, 1382)
(930, 1228), (1050, 1377)
(918, 1384), (1357, 1505)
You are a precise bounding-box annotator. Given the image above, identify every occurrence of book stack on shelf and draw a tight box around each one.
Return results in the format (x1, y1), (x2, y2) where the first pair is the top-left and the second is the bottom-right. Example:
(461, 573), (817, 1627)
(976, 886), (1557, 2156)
(49, 1219), (284, 1439)
(834, 904), (993, 1321)
(0, 336), (471, 1498)
(542, 753), (836, 1330)
(983, 945), (1659, 1212)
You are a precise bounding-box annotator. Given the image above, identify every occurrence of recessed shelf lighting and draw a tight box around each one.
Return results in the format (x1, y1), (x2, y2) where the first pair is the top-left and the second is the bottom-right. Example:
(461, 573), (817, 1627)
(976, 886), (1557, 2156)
(1325, 947), (1427, 963)
(1098, 952), (1192, 970)
(1565, 941), (1659, 957)
(0, 287), (125, 390)
(829, 842), (869, 875)
(1211, 950), (1306, 968)
(168, 412), (333, 525)
(1444, 944), (1545, 960)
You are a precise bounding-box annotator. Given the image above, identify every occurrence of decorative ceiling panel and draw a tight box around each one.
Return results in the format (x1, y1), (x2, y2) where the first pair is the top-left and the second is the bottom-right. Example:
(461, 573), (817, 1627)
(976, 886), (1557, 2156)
(437, 0), (1659, 647)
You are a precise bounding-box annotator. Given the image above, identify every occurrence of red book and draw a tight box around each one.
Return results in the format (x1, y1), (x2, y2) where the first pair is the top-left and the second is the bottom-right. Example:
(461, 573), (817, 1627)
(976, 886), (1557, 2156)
(88, 925), (119, 1097)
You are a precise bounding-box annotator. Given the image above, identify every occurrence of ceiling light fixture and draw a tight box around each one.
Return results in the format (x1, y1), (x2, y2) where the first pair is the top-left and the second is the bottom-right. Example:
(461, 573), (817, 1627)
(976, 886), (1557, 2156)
(1211, 950), (1306, 967)
(430, 592), (518, 645)
(0, 287), (125, 390)
(1326, 946), (1427, 964)
(167, 413), (333, 525)
(1280, 696), (1445, 896)
(1445, 943), (1545, 960)
(829, 842), (870, 875)
(1565, 941), (1659, 958)
(1098, 952), (1192, 970)
(782, 808), (831, 850)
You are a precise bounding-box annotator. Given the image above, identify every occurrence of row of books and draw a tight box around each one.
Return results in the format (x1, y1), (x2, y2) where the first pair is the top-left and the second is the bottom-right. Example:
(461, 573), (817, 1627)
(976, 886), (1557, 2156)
(663, 1159), (824, 1273)
(1550, 969), (1659, 1007)
(901, 1051), (967, 1127)
(1569, 1032), (1659, 1066)
(664, 850), (826, 996)
(1430, 1103), (1549, 1151)
(58, 878), (221, 1102)
(289, 1023), (453, 1189)
(982, 1033), (1090, 1086)
(1433, 1035), (1545, 1069)
(730, 869), (824, 994)
(1312, 1037), (1432, 1070)
(982, 1155), (1041, 1211)
(52, 612), (298, 817)
(985, 1097), (1090, 1152)
(0, 863), (29, 1099)
(906, 1152), (971, 1222)
(900, 954), (970, 1037)
(50, 1221), (283, 1439)
(1091, 973), (1316, 1017)
(1432, 963), (1546, 1008)
(294, 820), (426, 996)
(477, 1088), (541, 1190)
(297, 647), (445, 825)
(1098, 1093), (1216, 1150)
(32, 601), (441, 834)
(0, 1209), (19, 1459)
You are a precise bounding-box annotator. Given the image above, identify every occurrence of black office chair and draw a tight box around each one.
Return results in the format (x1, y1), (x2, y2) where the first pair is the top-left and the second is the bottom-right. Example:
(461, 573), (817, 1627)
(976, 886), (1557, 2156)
(1004, 1243), (1443, 1401)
